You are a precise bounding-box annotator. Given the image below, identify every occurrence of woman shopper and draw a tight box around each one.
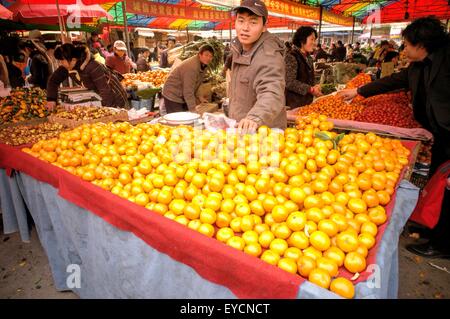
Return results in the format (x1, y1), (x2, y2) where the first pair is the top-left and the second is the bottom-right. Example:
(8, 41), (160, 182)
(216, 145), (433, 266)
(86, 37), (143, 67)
(46, 43), (128, 110)
(285, 26), (322, 108)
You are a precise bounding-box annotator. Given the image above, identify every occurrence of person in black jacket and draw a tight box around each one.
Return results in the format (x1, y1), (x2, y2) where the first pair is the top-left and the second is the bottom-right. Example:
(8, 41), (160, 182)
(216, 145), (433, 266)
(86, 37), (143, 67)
(339, 17), (450, 259)
(285, 26), (322, 108)
(314, 43), (329, 61)
(46, 43), (128, 111)
(335, 40), (347, 62)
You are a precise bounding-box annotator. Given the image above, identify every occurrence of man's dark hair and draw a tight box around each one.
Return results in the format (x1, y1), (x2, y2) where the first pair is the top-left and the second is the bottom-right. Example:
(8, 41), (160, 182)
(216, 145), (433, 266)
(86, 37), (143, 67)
(235, 8), (267, 25)
(380, 40), (389, 47)
(168, 38), (176, 44)
(402, 16), (448, 54)
(199, 44), (214, 55)
(107, 44), (113, 51)
(292, 26), (317, 48)
(317, 43), (322, 49)
(337, 40), (343, 46)
(384, 51), (399, 63)
(356, 42), (360, 45)
(91, 31), (98, 37)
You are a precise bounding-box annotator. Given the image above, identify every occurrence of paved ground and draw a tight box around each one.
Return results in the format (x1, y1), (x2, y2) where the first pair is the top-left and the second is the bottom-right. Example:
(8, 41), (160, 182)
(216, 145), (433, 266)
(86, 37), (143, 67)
(0, 219), (449, 299)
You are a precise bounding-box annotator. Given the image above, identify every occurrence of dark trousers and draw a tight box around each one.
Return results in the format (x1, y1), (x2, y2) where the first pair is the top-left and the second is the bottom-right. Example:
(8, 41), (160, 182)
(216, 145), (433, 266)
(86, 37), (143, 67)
(163, 96), (188, 113)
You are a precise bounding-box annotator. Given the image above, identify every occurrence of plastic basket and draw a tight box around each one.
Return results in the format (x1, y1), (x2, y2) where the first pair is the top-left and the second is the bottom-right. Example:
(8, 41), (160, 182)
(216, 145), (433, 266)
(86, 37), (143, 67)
(410, 172), (429, 189)
(131, 98), (154, 111)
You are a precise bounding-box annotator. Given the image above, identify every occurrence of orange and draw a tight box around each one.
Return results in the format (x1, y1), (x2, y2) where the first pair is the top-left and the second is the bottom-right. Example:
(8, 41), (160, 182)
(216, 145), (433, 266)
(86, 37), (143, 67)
(302, 246), (323, 261)
(235, 202), (251, 217)
(287, 231), (309, 250)
(318, 219), (339, 237)
(358, 233), (376, 249)
(260, 250), (281, 266)
(297, 255), (316, 277)
(278, 257), (298, 274)
(368, 206), (387, 225)
(242, 230), (259, 245)
(336, 231), (359, 253)
(254, 223), (270, 235)
(249, 200), (265, 217)
(306, 207), (324, 223)
(303, 195), (324, 209)
(183, 203), (201, 220)
(168, 199), (186, 215)
(204, 196), (221, 212)
(289, 187), (306, 205)
(355, 245), (369, 258)
(174, 215), (189, 226)
(273, 223), (292, 240)
(135, 193), (149, 207)
(200, 208), (217, 225)
(309, 231), (331, 251)
(308, 268), (331, 289)
(330, 277), (355, 299)
(197, 223), (215, 238)
(259, 230), (275, 248)
(347, 198), (367, 214)
(286, 212), (307, 231)
(284, 247), (303, 261)
(216, 227), (235, 243)
(316, 257), (339, 277)
(344, 252), (366, 273)
(216, 212), (232, 228)
(227, 236), (245, 251)
(361, 221), (378, 237)
(240, 215), (255, 232)
(324, 247), (345, 267)
(354, 213), (371, 225)
(269, 238), (289, 256)
(272, 205), (289, 223)
(377, 190), (391, 206)
(244, 243), (263, 257)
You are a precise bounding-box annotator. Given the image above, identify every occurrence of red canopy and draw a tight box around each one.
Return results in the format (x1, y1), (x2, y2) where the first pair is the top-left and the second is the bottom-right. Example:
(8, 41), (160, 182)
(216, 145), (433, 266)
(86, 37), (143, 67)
(364, 0), (450, 24)
(9, 1), (113, 24)
(18, 0), (119, 4)
(0, 4), (13, 20)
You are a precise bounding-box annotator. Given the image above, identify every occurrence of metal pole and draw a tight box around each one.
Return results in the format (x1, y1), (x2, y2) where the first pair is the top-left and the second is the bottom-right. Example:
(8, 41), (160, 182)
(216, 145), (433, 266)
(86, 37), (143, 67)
(351, 16), (355, 44)
(318, 5), (323, 44)
(122, 0), (131, 53)
(186, 27), (189, 42)
(56, 0), (67, 43)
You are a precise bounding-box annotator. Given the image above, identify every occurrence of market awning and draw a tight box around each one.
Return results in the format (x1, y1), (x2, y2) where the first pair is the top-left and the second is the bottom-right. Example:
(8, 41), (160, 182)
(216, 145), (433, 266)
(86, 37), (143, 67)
(303, 0), (450, 22)
(0, 4), (12, 20)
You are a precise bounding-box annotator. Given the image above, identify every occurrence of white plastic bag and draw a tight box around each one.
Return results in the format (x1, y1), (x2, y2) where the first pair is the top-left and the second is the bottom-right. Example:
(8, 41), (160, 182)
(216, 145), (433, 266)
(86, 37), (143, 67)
(202, 112), (236, 131)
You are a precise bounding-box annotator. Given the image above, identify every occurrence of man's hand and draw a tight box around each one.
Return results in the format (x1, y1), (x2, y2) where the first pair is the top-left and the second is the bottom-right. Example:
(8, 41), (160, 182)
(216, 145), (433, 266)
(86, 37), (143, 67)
(337, 88), (358, 101)
(236, 118), (258, 134)
(46, 101), (56, 112)
(311, 85), (323, 97)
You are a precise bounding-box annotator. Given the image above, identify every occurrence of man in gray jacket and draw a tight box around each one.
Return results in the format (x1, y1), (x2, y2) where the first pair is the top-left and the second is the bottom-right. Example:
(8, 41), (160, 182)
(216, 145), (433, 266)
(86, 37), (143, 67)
(162, 44), (214, 113)
(229, 0), (286, 133)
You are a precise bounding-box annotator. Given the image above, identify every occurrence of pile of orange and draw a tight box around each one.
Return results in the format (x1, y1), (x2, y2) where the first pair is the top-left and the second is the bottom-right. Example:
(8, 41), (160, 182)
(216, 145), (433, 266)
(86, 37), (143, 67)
(297, 96), (364, 120)
(23, 114), (411, 299)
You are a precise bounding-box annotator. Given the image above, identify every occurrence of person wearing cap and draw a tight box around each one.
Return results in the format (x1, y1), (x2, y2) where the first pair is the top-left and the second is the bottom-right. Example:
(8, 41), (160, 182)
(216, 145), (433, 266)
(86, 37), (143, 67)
(105, 40), (136, 75)
(162, 44), (214, 113)
(228, 0), (286, 133)
(46, 43), (128, 109)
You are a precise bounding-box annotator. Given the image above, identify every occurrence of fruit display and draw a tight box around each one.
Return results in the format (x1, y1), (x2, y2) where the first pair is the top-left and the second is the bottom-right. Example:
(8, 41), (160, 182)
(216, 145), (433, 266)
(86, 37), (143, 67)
(54, 106), (121, 120)
(22, 114), (411, 298)
(0, 88), (48, 124)
(354, 92), (421, 128)
(121, 70), (169, 90)
(297, 95), (364, 120)
(344, 73), (372, 89)
(0, 122), (67, 146)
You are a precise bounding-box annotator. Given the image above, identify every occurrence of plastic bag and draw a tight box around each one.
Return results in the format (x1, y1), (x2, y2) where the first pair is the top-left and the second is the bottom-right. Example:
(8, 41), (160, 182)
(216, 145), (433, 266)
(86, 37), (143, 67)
(202, 112), (236, 131)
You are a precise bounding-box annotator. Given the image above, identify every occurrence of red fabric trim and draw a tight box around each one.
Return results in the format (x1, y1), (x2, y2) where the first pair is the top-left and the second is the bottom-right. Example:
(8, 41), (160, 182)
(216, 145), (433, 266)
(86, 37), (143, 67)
(0, 140), (418, 297)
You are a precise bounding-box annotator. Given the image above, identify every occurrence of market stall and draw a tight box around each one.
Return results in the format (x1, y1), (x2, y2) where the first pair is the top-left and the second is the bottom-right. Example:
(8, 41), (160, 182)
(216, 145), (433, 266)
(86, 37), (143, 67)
(0, 112), (421, 298)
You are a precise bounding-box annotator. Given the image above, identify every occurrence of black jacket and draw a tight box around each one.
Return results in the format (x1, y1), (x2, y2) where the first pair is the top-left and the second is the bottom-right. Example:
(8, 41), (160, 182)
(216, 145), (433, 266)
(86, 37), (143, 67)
(285, 49), (315, 108)
(358, 40), (450, 159)
(29, 50), (49, 89)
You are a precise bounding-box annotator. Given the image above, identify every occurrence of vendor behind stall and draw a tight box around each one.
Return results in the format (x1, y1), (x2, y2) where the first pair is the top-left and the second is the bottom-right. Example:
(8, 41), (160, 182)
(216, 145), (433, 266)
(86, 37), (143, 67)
(105, 40), (136, 75)
(161, 44), (214, 113)
(228, 0), (286, 133)
(46, 43), (129, 110)
(285, 26), (322, 109)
